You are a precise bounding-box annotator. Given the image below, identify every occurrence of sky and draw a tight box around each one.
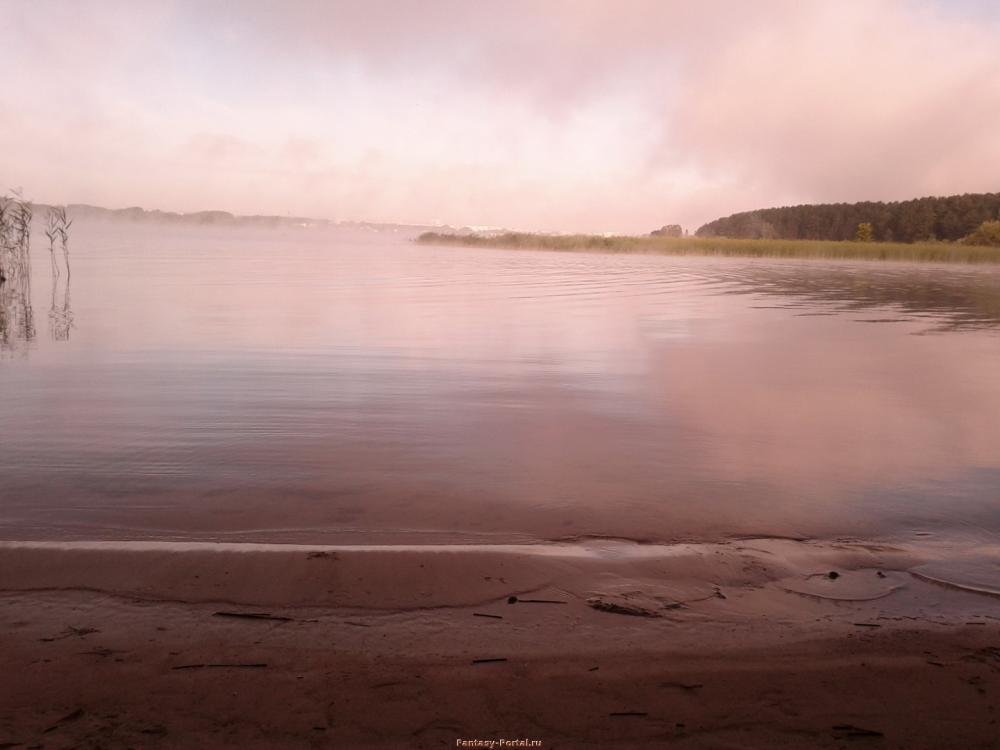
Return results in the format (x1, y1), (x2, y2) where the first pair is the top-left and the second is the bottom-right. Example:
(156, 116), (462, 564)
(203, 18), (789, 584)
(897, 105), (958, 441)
(2, 0), (999, 233)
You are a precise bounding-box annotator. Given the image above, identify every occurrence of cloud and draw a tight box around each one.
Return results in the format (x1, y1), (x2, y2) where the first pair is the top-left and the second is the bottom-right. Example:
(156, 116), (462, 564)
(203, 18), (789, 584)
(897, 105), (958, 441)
(1, 1), (997, 231)
(663, 2), (1000, 207)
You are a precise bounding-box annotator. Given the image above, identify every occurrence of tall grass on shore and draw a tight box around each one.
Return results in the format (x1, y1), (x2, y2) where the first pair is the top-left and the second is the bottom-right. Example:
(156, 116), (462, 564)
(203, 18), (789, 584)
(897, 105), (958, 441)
(417, 232), (1000, 265)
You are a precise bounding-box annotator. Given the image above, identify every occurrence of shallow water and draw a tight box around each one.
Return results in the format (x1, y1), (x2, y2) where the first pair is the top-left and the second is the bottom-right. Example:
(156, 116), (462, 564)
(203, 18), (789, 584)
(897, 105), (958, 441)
(2, 222), (1000, 546)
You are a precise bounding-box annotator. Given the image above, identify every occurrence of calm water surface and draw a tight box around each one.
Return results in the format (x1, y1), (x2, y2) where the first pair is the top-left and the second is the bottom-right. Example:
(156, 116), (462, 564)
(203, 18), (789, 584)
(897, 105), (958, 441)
(2, 222), (1000, 545)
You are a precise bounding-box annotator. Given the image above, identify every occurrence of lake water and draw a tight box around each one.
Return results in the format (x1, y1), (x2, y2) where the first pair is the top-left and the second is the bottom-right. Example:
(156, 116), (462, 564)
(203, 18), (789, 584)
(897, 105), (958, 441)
(2, 222), (999, 546)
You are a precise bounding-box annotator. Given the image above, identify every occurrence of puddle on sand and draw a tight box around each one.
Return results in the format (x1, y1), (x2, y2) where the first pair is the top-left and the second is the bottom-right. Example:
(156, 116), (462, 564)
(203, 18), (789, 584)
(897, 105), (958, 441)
(910, 559), (1000, 598)
(779, 569), (908, 601)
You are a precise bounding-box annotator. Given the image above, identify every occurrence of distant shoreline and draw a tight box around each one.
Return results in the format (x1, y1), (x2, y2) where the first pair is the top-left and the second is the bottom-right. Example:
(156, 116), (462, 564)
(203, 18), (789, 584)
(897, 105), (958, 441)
(417, 231), (1000, 264)
(61, 203), (437, 233)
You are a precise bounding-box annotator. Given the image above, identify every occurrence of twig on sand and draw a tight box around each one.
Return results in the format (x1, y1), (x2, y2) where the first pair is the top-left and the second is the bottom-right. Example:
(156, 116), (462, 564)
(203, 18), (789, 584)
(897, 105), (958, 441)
(40, 626), (99, 642)
(213, 611), (293, 622)
(609, 712), (648, 718)
(43, 708), (84, 733)
(473, 613), (503, 620)
(832, 724), (884, 738)
(171, 663), (268, 670)
(659, 681), (703, 692)
(471, 658), (507, 665)
(587, 598), (660, 617)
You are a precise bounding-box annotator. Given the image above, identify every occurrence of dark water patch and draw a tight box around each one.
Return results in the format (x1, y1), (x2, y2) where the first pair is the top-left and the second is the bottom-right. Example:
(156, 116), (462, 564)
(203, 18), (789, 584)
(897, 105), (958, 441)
(911, 559), (1000, 597)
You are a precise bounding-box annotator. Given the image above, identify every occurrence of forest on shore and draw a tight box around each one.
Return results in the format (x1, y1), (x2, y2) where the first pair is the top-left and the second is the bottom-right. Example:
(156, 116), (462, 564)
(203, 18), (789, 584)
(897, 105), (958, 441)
(695, 192), (1000, 243)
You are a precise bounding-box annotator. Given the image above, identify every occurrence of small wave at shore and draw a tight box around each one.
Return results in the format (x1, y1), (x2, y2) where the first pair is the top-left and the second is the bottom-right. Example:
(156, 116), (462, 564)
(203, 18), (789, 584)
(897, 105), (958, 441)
(1, 537), (997, 613)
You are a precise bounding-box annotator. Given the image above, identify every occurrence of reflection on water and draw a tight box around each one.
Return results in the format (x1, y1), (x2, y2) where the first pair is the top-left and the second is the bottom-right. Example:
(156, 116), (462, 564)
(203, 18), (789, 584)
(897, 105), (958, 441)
(1, 222), (999, 547)
(721, 263), (1000, 332)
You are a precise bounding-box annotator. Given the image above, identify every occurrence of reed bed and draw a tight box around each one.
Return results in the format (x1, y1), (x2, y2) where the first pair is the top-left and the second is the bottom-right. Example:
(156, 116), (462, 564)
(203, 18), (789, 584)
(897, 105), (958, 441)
(0, 191), (34, 284)
(1, 192), (73, 351)
(417, 232), (1000, 265)
(44, 205), (72, 278)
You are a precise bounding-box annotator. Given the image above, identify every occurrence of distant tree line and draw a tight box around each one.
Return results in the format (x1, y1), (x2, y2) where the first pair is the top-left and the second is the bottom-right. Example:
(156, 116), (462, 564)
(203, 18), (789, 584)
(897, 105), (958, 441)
(695, 192), (1000, 243)
(650, 224), (683, 238)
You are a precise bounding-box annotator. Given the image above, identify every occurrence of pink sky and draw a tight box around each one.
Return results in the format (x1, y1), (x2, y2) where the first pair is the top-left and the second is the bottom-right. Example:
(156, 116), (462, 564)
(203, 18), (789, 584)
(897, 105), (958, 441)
(2, 0), (999, 233)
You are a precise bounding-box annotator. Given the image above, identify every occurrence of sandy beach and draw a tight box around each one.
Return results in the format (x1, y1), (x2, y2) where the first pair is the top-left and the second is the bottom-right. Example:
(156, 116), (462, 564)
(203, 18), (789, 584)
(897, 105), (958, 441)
(6, 2), (1000, 747)
(1, 538), (997, 749)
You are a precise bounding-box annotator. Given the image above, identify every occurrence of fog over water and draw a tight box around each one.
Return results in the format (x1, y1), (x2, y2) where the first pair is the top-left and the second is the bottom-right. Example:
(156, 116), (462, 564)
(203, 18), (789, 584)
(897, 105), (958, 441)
(1, 222), (999, 546)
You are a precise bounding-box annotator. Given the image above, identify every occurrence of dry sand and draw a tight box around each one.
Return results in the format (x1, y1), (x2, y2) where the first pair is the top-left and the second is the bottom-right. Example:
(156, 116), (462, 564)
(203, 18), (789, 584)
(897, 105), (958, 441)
(0, 538), (998, 748)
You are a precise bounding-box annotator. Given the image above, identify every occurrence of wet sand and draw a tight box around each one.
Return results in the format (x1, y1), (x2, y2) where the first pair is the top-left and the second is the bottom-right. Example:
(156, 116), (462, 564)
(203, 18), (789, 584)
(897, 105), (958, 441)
(0, 539), (998, 748)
